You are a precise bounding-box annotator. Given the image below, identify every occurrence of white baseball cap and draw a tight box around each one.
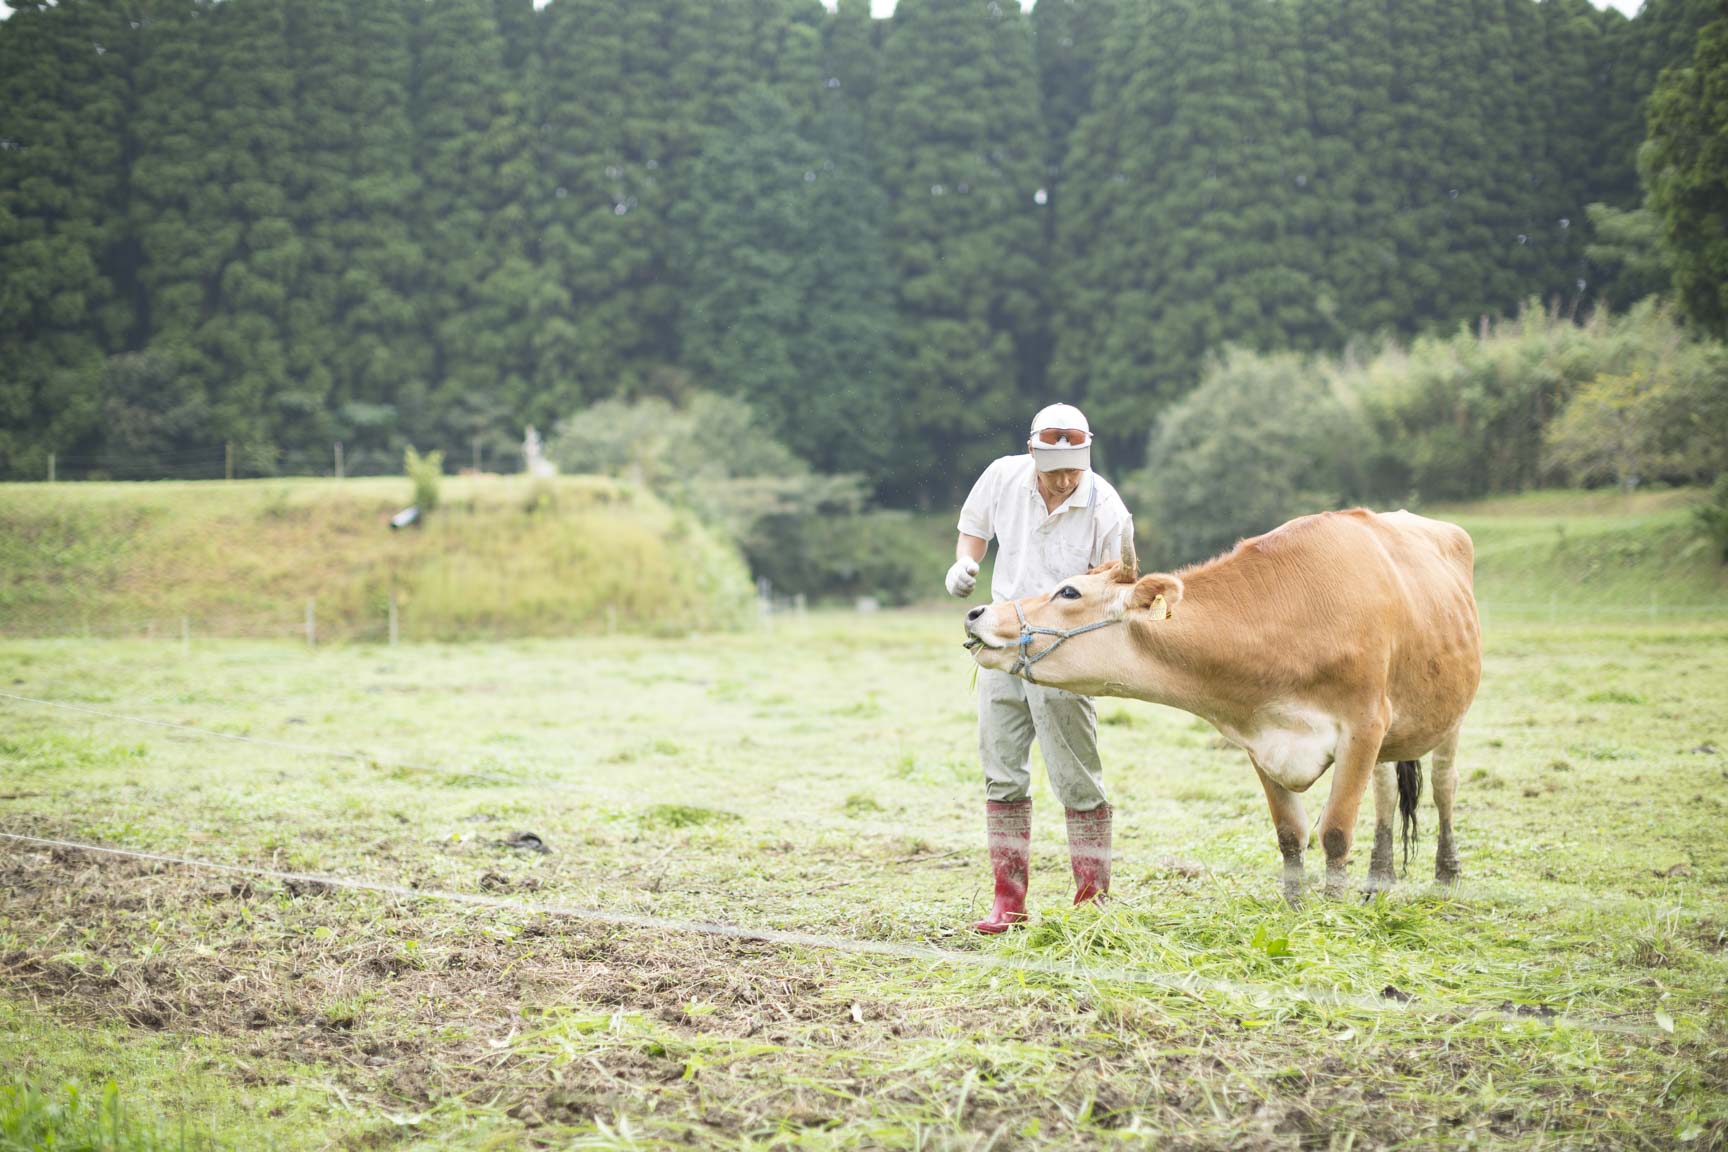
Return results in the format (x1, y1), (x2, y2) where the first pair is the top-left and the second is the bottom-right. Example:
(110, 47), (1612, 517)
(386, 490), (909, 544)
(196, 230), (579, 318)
(1028, 403), (1092, 472)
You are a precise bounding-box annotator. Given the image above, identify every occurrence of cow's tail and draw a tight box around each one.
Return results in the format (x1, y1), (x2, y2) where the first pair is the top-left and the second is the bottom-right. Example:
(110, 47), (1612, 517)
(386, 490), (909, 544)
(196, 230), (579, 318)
(1396, 759), (1422, 872)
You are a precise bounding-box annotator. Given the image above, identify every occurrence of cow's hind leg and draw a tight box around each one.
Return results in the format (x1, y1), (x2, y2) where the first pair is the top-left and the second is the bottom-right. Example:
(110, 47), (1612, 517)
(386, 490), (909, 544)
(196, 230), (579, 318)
(1253, 761), (1308, 906)
(1366, 761), (1398, 893)
(1431, 725), (1463, 884)
(1317, 717), (1389, 899)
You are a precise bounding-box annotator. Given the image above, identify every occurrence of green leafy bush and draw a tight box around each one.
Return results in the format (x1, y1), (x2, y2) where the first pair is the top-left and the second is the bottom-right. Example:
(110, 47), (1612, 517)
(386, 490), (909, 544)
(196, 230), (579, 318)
(1356, 300), (1726, 501)
(403, 446), (443, 515)
(552, 392), (937, 602)
(1130, 349), (1368, 567)
(1696, 477), (1728, 562)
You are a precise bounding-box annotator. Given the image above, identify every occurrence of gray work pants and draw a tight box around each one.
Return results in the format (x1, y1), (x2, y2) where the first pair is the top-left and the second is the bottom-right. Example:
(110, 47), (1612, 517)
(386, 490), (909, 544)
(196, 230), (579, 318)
(977, 668), (1108, 811)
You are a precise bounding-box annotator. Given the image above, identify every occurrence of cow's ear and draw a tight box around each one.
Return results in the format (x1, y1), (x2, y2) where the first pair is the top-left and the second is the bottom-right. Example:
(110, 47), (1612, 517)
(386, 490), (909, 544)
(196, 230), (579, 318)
(1087, 560), (1122, 577)
(1130, 573), (1184, 618)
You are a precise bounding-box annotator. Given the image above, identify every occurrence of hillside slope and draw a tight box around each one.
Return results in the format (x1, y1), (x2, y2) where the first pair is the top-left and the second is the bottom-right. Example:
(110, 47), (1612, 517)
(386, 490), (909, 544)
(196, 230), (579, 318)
(1436, 489), (1727, 615)
(0, 477), (753, 640)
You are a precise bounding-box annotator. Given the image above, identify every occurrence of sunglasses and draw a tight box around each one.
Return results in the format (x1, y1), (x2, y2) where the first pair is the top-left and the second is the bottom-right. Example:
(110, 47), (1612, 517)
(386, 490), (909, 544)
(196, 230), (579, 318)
(1033, 427), (1090, 446)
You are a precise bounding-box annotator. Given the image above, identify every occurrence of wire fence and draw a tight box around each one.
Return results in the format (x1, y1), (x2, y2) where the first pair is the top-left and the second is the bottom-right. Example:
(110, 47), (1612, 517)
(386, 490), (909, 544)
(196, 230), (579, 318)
(1, 681), (1711, 1035)
(0, 686), (1708, 914)
(0, 829), (1670, 1037)
(16, 441), (521, 484)
(1, 593), (1722, 645)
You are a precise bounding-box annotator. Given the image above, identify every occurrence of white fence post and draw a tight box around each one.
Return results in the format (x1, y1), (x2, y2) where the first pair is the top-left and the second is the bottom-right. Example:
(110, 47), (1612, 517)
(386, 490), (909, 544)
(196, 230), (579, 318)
(335, 441), (344, 481)
(47, 453), (55, 483)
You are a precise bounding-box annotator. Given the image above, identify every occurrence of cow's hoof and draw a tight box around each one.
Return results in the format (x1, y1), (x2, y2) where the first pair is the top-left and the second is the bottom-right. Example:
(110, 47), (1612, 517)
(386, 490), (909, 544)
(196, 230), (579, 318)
(1281, 881), (1304, 909)
(1435, 863), (1462, 887)
(1364, 870), (1397, 896)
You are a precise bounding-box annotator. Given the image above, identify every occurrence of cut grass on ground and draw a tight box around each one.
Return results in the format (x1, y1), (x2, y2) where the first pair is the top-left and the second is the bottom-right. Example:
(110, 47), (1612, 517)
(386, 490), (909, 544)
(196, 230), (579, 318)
(2, 607), (1725, 1149)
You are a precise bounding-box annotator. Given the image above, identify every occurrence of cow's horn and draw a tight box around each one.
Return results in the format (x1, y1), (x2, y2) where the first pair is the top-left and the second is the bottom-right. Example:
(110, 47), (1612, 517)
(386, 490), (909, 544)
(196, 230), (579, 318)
(1119, 530), (1139, 582)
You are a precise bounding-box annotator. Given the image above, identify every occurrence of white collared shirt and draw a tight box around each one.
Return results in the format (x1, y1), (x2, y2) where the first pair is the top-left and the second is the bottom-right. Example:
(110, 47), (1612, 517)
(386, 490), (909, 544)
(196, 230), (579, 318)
(958, 454), (1133, 602)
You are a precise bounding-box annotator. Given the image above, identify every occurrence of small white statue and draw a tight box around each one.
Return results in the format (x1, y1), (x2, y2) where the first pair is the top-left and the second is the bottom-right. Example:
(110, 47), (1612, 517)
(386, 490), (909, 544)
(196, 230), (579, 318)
(523, 425), (558, 478)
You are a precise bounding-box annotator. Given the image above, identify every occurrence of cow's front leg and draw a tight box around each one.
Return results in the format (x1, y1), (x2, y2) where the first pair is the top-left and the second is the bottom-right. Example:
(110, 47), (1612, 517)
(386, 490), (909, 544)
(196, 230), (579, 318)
(1317, 720), (1388, 899)
(1365, 761), (1398, 893)
(1254, 762), (1308, 906)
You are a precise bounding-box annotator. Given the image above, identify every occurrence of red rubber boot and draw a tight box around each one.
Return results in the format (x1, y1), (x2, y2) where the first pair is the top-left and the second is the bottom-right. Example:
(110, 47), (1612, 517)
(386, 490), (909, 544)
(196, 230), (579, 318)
(1066, 804), (1112, 905)
(975, 799), (1032, 934)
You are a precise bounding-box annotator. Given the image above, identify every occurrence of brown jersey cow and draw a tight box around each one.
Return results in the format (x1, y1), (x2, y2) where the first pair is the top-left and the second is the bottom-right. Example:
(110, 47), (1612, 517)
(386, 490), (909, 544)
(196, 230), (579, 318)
(963, 508), (1482, 903)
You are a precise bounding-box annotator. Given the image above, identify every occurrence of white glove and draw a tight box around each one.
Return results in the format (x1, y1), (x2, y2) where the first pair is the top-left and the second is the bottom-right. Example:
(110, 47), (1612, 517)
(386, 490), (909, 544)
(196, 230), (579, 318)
(945, 557), (980, 598)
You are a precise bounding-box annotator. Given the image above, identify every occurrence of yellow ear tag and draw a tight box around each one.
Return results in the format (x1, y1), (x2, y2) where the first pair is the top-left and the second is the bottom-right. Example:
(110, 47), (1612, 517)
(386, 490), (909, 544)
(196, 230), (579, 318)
(1149, 594), (1167, 621)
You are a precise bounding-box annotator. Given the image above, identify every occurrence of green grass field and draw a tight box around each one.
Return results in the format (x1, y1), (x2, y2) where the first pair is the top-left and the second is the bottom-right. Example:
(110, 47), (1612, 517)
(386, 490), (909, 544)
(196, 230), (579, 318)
(2, 601), (1725, 1148)
(2, 485), (1725, 1148)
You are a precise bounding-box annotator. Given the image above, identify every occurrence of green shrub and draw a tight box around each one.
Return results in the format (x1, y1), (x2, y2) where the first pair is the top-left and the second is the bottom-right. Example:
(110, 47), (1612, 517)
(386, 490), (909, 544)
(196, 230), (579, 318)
(1357, 300), (1726, 501)
(551, 392), (940, 603)
(1130, 348), (1368, 567)
(747, 508), (948, 606)
(1696, 476), (1728, 562)
(403, 446), (443, 515)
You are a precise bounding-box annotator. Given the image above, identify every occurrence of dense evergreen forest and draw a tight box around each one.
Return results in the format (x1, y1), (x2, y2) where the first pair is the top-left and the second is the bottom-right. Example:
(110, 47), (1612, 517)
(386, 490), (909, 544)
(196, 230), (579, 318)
(0, 0), (1718, 501)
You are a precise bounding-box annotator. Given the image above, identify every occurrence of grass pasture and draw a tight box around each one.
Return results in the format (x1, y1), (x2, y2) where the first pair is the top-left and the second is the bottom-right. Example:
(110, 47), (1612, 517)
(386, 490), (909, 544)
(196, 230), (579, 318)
(2, 604), (1726, 1149)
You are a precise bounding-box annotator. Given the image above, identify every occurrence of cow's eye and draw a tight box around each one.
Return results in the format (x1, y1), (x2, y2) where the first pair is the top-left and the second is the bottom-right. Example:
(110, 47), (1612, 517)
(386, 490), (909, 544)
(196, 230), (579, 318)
(1056, 586), (1081, 600)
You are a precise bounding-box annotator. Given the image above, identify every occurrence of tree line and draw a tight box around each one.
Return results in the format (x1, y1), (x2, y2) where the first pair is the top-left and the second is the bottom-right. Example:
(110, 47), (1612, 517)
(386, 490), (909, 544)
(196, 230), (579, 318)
(0, 0), (1719, 502)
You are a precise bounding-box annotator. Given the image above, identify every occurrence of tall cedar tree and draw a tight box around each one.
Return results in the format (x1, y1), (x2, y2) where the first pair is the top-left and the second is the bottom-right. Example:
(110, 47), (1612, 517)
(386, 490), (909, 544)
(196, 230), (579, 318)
(130, 0), (302, 469)
(1643, 13), (1728, 339)
(1032, 0), (1119, 184)
(534, 0), (677, 409)
(1599, 0), (1723, 209)
(0, 0), (135, 476)
(798, 90), (899, 478)
(1051, 0), (1324, 467)
(824, 0), (881, 114)
(872, 0), (1047, 501)
(412, 0), (541, 459)
(1298, 0), (1401, 335)
(679, 89), (823, 451)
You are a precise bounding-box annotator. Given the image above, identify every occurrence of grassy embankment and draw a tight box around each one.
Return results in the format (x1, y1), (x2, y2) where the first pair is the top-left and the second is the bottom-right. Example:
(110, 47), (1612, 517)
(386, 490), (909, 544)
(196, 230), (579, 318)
(0, 487), (1724, 1148)
(0, 476), (753, 641)
(4, 482), (1723, 642)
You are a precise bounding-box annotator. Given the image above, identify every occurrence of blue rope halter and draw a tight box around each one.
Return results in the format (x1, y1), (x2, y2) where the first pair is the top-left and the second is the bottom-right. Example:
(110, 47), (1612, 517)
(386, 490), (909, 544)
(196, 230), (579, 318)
(1009, 598), (1120, 685)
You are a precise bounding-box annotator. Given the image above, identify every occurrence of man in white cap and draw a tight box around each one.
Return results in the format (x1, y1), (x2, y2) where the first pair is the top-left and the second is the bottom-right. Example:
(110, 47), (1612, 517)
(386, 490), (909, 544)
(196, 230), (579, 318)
(946, 403), (1133, 933)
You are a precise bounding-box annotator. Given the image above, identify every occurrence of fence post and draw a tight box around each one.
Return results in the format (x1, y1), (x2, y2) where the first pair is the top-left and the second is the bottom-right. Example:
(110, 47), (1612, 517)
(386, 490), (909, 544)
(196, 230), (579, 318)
(181, 616), (190, 658)
(225, 441), (234, 482)
(335, 441), (344, 481)
(47, 453), (55, 483)
(305, 597), (317, 647)
(388, 591), (399, 646)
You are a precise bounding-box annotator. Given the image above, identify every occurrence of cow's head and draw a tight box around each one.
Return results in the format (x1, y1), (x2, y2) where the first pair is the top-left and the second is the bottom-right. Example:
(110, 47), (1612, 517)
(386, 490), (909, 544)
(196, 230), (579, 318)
(963, 534), (1183, 693)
